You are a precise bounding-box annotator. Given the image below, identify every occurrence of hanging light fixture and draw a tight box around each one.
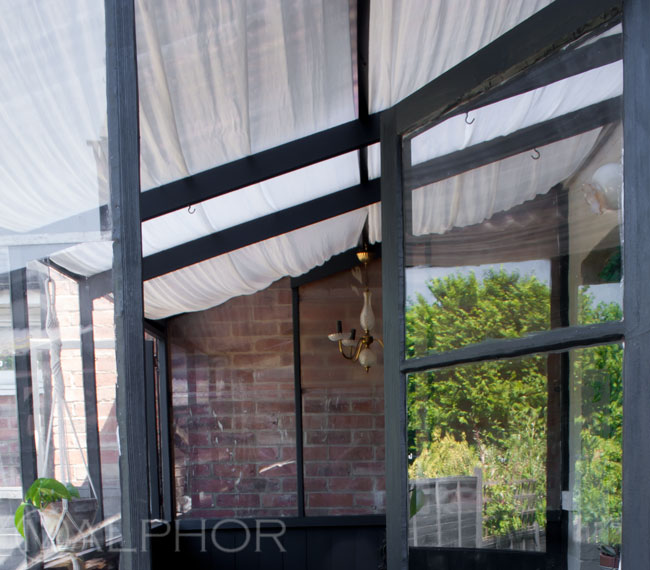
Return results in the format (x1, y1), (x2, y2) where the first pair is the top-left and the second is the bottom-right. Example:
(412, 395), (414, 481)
(327, 244), (382, 372)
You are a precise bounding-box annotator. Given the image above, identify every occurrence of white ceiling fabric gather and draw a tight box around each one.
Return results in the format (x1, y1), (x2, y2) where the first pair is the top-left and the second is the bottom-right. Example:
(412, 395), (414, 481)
(368, 0), (553, 113)
(142, 209), (368, 319)
(136, 0), (356, 191)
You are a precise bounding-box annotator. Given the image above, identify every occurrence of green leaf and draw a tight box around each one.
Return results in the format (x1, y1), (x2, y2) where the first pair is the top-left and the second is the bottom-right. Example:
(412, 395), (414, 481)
(14, 502), (27, 538)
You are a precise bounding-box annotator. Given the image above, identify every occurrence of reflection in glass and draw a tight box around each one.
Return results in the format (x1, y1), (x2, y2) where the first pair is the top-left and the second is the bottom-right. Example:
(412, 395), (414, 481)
(408, 355), (548, 551)
(404, 122), (622, 357)
(407, 344), (622, 562)
(168, 280), (298, 519)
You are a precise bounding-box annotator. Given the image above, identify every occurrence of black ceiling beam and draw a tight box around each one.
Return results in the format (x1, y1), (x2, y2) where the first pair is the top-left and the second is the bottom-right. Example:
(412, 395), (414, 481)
(405, 97), (620, 190)
(402, 321), (624, 374)
(356, 0), (371, 184)
(140, 115), (380, 222)
(452, 31), (621, 119)
(143, 179), (380, 280)
(395, 0), (621, 134)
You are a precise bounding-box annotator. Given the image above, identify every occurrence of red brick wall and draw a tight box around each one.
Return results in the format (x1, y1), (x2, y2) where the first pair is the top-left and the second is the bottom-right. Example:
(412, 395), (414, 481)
(168, 260), (386, 518)
(169, 279), (298, 518)
(299, 259), (385, 515)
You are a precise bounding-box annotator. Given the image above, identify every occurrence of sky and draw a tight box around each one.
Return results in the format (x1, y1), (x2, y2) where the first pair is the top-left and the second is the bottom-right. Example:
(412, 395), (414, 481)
(405, 259), (622, 308)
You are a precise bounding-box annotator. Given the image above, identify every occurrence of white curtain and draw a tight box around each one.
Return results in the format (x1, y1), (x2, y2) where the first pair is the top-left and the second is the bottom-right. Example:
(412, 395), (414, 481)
(368, 0), (553, 113)
(136, 0), (356, 191)
(0, 1), (107, 233)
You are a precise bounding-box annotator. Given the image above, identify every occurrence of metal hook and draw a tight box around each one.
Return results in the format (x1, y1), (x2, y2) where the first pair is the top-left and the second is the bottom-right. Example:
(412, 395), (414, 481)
(188, 205), (196, 214)
(531, 148), (541, 160)
(464, 112), (475, 125)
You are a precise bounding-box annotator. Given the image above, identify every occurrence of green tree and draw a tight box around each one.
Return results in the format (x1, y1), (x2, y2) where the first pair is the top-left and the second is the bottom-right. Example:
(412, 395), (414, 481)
(405, 271), (622, 538)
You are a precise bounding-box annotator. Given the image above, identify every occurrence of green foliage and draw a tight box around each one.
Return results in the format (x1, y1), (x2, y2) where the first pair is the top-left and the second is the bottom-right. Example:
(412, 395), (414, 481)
(14, 478), (80, 538)
(405, 270), (622, 540)
(409, 430), (478, 479)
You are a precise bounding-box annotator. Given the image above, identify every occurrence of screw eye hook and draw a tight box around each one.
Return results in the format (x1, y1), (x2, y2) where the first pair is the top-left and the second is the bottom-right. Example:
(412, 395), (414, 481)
(188, 205), (196, 214)
(531, 148), (541, 160)
(464, 112), (475, 125)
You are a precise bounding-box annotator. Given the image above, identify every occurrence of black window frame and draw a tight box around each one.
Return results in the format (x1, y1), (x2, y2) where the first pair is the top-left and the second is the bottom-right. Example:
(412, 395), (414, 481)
(379, 1), (650, 568)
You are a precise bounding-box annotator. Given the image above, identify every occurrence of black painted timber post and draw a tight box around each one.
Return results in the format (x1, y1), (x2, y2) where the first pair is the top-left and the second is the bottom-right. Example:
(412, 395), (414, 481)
(105, 0), (151, 568)
(10, 268), (42, 568)
(622, 0), (650, 567)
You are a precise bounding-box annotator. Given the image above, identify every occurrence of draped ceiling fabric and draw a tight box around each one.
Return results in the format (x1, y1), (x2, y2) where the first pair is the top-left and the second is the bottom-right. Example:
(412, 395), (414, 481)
(0, 1), (623, 319)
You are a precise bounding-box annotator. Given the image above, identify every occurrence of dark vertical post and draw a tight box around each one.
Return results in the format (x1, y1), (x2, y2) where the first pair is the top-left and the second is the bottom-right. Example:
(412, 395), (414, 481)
(156, 334), (174, 520)
(292, 287), (306, 517)
(622, 0), (650, 567)
(546, 185), (569, 566)
(105, 0), (150, 567)
(145, 340), (161, 520)
(79, 281), (105, 535)
(380, 108), (408, 570)
(356, 0), (370, 184)
(10, 268), (42, 567)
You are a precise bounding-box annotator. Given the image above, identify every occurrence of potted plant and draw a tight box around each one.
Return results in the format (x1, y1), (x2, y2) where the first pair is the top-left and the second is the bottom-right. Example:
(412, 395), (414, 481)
(15, 478), (98, 551)
(599, 544), (620, 569)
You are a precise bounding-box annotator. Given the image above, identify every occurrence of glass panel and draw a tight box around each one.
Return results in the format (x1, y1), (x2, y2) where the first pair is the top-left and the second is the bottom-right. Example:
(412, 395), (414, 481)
(0, 270), (23, 569)
(0, 0), (115, 563)
(569, 345), (623, 568)
(92, 296), (121, 544)
(300, 260), (385, 515)
(403, 61), (622, 357)
(407, 343), (622, 562)
(169, 280), (298, 518)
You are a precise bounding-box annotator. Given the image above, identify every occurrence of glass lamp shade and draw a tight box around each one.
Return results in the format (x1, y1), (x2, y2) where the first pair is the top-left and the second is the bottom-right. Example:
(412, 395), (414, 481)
(360, 290), (375, 331)
(358, 346), (377, 369)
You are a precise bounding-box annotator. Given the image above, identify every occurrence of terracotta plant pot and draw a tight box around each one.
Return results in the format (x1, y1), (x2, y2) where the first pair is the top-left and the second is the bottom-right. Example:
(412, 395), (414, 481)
(599, 552), (620, 569)
(40, 498), (98, 551)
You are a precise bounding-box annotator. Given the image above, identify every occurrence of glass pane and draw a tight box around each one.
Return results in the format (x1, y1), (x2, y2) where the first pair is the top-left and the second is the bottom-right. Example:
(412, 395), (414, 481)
(0, 0), (115, 563)
(169, 280), (298, 518)
(403, 60), (622, 358)
(0, 271), (22, 568)
(407, 344), (622, 562)
(92, 296), (121, 544)
(300, 260), (385, 515)
(569, 345), (622, 568)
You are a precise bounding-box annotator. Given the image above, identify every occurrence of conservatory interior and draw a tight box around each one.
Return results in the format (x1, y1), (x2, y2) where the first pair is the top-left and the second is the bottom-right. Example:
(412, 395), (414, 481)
(1, 1), (648, 569)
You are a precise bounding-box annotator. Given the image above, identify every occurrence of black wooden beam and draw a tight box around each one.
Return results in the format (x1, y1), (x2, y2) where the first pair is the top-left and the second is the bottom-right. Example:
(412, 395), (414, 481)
(144, 340), (161, 520)
(401, 321), (624, 374)
(10, 268), (42, 567)
(452, 31), (621, 118)
(143, 179), (380, 281)
(622, 0), (650, 566)
(105, 0), (150, 568)
(379, 108), (409, 570)
(291, 288), (305, 517)
(405, 97), (621, 189)
(140, 115), (380, 222)
(78, 281), (105, 541)
(394, 0), (622, 134)
(356, 0), (371, 185)
(155, 334), (174, 520)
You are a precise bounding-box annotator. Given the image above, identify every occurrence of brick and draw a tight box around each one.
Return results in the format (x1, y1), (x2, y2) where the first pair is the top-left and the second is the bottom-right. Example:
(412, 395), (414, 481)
(216, 494), (260, 508)
(261, 494), (297, 508)
(352, 430), (385, 445)
(328, 415), (373, 429)
(308, 493), (354, 508)
(329, 446), (374, 461)
(328, 477), (374, 491)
